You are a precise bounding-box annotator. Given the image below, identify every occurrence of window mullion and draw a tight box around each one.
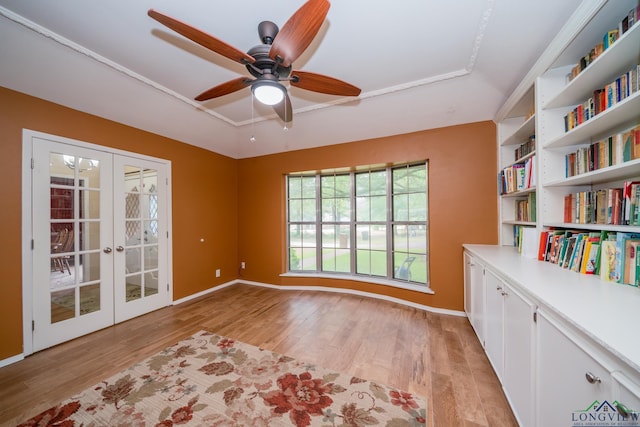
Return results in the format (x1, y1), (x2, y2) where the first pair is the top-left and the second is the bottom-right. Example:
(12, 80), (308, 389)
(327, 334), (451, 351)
(315, 173), (322, 273)
(349, 171), (356, 275)
(386, 166), (393, 280)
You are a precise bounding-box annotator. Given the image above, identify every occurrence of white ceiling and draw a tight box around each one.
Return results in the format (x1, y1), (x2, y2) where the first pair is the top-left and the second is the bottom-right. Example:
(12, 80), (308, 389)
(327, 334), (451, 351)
(0, 0), (582, 159)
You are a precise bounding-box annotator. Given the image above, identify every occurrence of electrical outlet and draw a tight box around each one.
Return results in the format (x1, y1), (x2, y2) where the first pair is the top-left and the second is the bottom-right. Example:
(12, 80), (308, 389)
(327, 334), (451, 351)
(215, 269), (221, 277)
(241, 262), (246, 269)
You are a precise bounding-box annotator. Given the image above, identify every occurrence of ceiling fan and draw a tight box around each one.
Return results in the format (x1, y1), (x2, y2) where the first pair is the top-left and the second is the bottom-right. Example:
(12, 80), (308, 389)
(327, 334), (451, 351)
(148, 0), (361, 124)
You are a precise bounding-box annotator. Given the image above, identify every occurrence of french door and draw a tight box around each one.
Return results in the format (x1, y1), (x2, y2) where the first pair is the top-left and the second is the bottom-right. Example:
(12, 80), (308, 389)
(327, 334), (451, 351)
(28, 132), (171, 353)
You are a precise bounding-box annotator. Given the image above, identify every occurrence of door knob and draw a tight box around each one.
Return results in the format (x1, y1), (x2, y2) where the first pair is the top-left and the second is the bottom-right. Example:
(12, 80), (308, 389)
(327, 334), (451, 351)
(116, 246), (124, 252)
(103, 247), (112, 254)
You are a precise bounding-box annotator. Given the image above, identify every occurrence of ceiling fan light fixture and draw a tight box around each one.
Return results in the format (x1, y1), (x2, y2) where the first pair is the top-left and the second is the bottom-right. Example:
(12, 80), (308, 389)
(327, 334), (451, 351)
(252, 80), (285, 105)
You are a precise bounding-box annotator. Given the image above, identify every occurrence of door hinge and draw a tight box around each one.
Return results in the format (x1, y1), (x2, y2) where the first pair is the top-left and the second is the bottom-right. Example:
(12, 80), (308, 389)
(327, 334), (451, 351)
(31, 239), (35, 250)
(31, 158), (35, 169)
(32, 320), (35, 331)
(533, 311), (537, 323)
(166, 283), (169, 292)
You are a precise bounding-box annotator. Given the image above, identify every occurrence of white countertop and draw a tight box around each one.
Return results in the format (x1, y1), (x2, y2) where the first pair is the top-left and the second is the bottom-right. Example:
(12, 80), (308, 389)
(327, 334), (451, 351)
(463, 244), (640, 374)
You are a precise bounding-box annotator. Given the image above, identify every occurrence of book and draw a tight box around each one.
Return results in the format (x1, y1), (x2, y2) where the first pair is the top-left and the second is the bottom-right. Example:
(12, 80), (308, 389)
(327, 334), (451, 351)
(623, 241), (640, 286)
(623, 181), (640, 225)
(593, 230), (613, 276)
(583, 242), (600, 275)
(613, 233), (640, 283)
(538, 231), (550, 261)
(600, 240), (618, 282)
(562, 236), (577, 269)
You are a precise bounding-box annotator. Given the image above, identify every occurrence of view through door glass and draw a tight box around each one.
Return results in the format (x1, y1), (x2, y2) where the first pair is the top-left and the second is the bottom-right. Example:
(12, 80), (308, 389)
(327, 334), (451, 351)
(123, 166), (159, 302)
(49, 153), (105, 323)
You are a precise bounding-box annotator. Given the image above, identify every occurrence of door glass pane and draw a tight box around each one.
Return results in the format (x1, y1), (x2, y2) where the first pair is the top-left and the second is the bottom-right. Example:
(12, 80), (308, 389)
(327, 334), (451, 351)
(78, 158), (100, 188)
(126, 248), (141, 273)
(144, 245), (158, 269)
(145, 272), (159, 296)
(126, 194), (140, 218)
(81, 190), (100, 219)
(51, 288), (75, 323)
(80, 284), (100, 315)
(126, 220), (141, 243)
(80, 221), (100, 251)
(80, 252), (101, 283)
(127, 274), (141, 302)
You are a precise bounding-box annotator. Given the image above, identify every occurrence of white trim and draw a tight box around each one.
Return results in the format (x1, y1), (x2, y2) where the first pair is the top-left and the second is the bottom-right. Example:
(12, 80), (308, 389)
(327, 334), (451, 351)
(280, 272), (434, 294)
(0, 353), (24, 368)
(173, 279), (464, 317)
(171, 280), (237, 306)
(21, 134), (34, 356)
(21, 128), (174, 356)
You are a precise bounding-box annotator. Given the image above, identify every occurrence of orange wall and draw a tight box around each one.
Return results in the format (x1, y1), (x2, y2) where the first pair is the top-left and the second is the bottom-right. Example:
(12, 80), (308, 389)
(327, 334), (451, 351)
(0, 87), (238, 360)
(237, 121), (498, 310)
(0, 86), (498, 361)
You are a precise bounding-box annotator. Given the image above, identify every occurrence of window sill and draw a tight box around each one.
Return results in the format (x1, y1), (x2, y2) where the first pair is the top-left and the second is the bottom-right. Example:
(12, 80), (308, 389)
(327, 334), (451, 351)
(279, 272), (434, 295)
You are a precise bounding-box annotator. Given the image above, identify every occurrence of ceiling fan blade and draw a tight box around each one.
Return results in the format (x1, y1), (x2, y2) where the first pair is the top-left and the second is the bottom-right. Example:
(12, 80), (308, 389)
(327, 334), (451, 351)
(148, 9), (255, 65)
(269, 0), (330, 67)
(195, 77), (252, 101)
(290, 70), (361, 96)
(273, 92), (293, 123)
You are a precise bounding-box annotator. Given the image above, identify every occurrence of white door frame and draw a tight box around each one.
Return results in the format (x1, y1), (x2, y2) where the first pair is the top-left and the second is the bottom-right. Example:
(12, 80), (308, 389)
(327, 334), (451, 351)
(21, 129), (173, 356)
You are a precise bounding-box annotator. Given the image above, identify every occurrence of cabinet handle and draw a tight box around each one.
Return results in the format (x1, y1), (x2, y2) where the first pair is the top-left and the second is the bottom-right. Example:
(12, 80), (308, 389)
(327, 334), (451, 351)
(585, 372), (601, 384)
(496, 286), (502, 291)
(614, 402), (631, 419)
(469, 262), (476, 266)
(501, 291), (508, 296)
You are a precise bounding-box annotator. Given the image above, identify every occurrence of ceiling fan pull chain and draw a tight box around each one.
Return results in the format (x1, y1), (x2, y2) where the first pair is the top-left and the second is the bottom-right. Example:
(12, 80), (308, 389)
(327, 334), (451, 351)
(250, 94), (256, 143)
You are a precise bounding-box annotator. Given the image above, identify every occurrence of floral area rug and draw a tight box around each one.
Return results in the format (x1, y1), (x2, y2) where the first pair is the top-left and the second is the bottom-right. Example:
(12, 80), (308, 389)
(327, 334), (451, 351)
(19, 330), (427, 426)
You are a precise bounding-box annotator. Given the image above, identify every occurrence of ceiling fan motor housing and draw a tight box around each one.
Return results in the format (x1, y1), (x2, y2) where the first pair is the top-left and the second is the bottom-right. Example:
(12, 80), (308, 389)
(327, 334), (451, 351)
(246, 43), (291, 80)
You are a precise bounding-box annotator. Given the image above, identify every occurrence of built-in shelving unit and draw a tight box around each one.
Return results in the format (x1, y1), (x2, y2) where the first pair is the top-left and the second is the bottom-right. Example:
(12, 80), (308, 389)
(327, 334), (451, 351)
(471, 1), (640, 425)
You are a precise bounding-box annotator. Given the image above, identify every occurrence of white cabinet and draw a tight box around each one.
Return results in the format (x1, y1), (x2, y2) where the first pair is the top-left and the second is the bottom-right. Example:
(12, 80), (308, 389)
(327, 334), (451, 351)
(503, 284), (536, 427)
(464, 252), (485, 343)
(612, 372), (640, 422)
(483, 268), (536, 426)
(536, 310), (611, 426)
(484, 269), (505, 378)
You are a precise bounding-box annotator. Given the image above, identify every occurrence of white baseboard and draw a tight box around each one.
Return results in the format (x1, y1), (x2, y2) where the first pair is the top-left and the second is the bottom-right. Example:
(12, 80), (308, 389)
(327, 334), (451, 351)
(171, 280), (237, 305)
(0, 353), (24, 368)
(188, 279), (466, 317)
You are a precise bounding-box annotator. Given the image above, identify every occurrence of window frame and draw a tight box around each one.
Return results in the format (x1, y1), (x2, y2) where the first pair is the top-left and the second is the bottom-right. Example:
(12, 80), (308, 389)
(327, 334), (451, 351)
(286, 162), (430, 292)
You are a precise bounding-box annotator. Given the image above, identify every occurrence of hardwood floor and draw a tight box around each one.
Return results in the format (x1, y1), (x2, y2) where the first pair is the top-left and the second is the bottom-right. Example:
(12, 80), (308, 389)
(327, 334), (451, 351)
(0, 284), (518, 426)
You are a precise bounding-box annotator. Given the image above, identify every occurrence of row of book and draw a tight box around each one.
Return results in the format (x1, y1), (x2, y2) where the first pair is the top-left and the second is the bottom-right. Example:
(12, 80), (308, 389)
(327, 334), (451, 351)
(515, 192), (536, 222)
(565, 125), (640, 177)
(499, 155), (536, 195)
(563, 64), (640, 132)
(514, 134), (535, 162)
(566, 5), (640, 83)
(563, 180), (640, 226)
(539, 229), (640, 286)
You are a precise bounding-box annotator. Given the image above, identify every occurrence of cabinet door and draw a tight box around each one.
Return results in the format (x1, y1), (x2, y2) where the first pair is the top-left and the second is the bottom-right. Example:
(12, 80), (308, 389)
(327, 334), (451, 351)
(612, 372), (640, 423)
(503, 284), (536, 427)
(464, 253), (485, 342)
(537, 311), (611, 427)
(484, 269), (505, 380)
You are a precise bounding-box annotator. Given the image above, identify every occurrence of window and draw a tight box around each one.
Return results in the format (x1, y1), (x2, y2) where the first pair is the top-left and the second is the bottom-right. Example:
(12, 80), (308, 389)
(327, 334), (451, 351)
(287, 162), (429, 289)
